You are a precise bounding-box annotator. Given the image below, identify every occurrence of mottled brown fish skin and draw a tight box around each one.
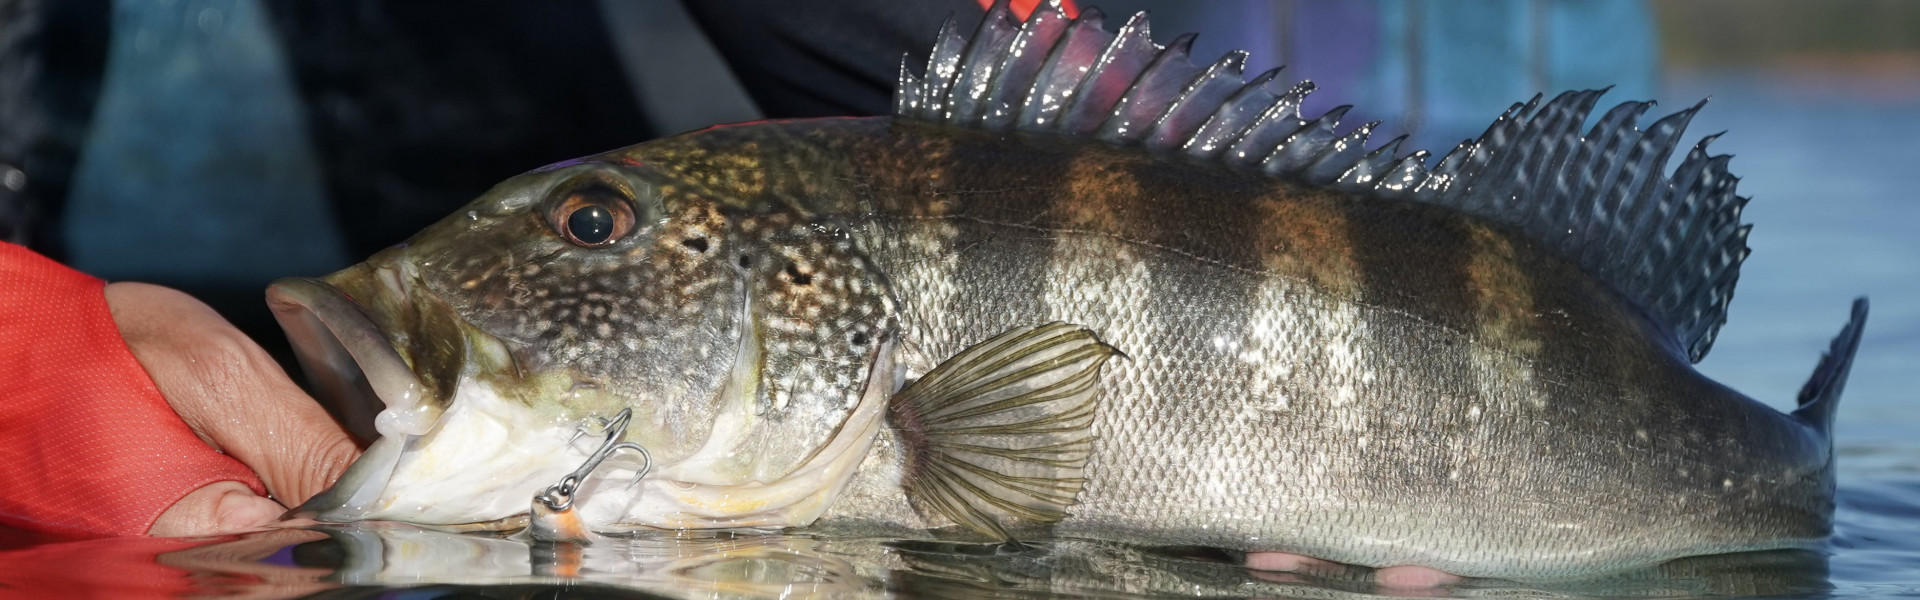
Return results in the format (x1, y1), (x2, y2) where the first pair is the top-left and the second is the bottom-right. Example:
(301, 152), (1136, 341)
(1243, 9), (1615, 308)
(607, 118), (1831, 579)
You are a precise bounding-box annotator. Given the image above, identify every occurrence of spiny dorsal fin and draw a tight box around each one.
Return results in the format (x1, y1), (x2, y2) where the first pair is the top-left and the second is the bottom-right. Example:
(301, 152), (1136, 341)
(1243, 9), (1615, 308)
(889, 322), (1117, 541)
(895, 1), (1750, 362)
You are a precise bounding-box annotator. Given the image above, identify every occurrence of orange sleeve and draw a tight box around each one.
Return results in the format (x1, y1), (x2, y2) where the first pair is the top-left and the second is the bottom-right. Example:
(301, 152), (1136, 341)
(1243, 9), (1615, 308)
(0, 242), (265, 537)
(977, 0), (1078, 19)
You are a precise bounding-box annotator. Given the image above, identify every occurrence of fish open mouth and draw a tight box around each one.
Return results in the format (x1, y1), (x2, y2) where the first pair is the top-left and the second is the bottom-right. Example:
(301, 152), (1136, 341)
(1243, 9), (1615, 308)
(267, 278), (420, 441)
(267, 276), (430, 521)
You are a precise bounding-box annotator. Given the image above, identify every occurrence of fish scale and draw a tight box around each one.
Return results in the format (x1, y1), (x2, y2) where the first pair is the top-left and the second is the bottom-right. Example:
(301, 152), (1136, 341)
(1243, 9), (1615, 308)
(271, 2), (1866, 582)
(755, 119), (1833, 577)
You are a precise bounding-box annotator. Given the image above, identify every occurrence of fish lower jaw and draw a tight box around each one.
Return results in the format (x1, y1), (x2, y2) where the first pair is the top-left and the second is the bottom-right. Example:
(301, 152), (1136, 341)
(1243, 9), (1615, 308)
(580, 342), (901, 531)
(572, 418), (881, 530)
(351, 378), (595, 525)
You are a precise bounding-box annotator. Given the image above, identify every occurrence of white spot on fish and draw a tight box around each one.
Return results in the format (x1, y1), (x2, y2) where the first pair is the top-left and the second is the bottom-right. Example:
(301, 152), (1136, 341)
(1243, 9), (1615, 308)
(1319, 302), (1367, 408)
(1243, 277), (1301, 403)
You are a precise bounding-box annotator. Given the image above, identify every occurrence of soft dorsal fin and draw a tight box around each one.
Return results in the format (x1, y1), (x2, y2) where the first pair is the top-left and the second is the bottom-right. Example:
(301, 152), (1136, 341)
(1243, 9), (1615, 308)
(894, 0), (1750, 363)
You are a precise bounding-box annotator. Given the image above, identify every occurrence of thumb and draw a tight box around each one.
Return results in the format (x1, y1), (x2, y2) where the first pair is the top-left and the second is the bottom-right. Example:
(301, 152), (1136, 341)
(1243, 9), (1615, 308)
(148, 481), (286, 536)
(108, 283), (362, 506)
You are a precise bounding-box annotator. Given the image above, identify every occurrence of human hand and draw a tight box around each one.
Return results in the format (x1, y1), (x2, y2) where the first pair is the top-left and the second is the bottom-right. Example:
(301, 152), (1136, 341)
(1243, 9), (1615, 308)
(105, 283), (360, 536)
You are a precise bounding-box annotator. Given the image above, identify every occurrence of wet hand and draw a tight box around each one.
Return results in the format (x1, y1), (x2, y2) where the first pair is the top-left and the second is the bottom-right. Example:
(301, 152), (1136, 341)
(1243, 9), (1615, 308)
(105, 283), (360, 536)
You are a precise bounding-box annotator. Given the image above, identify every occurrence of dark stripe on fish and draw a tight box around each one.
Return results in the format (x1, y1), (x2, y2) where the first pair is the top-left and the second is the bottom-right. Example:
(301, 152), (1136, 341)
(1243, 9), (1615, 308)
(1127, 154), (1266, 405)
(1340, 199), (1484, 495)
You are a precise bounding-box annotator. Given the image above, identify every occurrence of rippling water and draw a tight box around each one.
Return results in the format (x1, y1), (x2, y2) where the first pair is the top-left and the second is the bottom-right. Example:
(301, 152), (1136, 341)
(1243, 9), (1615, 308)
(0, 522), (1892, 599)
(5, 70), (1916, 598)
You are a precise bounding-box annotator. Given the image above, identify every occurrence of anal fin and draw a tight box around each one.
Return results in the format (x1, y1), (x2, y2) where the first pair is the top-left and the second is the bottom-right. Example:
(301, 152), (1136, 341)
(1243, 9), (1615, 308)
(1792, 298), (1868, 435)
(890, 322), (1119, 541)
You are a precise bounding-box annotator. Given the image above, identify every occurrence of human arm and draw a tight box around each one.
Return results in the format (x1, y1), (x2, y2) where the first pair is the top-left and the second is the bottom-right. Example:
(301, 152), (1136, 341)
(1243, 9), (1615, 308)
(0, 242), (355, 537)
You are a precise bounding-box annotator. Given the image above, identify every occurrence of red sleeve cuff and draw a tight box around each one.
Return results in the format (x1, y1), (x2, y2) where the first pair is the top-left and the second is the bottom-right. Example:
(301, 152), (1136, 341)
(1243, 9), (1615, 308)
(976, 0), (1078, 19)
(0, 242), (266, 537)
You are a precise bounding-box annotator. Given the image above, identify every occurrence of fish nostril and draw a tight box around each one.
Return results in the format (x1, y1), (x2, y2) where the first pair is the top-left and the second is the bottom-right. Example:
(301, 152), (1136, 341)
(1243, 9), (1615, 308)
(682, 237), (710, 253)
(738, 254), (752, 268)
(784, 263), (812, 285)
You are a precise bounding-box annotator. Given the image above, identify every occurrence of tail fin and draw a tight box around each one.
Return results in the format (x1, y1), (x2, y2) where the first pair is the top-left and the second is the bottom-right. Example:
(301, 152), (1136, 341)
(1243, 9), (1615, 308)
(1792, 298), (1868, 435)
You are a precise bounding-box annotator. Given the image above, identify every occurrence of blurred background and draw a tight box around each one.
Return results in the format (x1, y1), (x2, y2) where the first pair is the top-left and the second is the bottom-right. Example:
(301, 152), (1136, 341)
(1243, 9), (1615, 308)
(0, 0), (1914, 591)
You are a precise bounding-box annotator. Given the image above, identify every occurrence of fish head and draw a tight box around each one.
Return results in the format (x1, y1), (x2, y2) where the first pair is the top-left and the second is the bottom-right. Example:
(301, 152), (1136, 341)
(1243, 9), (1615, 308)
(271, 148), (900, 529)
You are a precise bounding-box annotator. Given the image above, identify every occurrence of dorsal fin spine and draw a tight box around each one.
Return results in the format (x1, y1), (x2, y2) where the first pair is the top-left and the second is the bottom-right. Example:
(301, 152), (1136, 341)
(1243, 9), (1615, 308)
(920, 18), (967, 120)
(1145, 50), (1247, 150)
(1605, 108), (1712, 278)
(1262, 104), (1349, 176)
(981, 1), (1071, 130)
(1097, 32), (1199, 144)
(1454, 100), (1534, 210)
(1224, 81), (1312, 167)
(1305, 121), (1376, 185)
(1586, 106), (1699, 273)
(896, 56), (920, 118)
(1017, 6), (1107, 130)
(1529, 90), (1608, 243)
(896, 8), (1753, 362)
(1568, 101), (1654, 264)
(1060, 12), (1153, 136)
(945, 1), (1018, 124)
(1335, 133), (1405, 192)
(1619, 138), (1713, 294)
(1505, 93), (1584, 233)
(1375, 149), (1430, 195)
(1182, 67), (1284, 158)
(1416, 139), (1474, 201)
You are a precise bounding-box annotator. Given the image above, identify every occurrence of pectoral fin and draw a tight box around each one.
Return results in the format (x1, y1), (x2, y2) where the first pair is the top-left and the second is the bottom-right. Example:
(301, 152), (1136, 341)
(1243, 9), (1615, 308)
(890, 322), (1120, 541)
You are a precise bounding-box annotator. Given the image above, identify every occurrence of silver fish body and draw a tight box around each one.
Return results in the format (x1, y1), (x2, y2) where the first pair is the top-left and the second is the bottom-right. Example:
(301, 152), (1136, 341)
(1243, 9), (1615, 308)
(673, 120), (1838, 579)
(272, 4), (1867, 582)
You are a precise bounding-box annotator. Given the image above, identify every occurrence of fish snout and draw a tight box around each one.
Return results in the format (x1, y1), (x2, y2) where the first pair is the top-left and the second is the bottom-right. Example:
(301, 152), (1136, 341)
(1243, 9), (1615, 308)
(267, 255), (446, 523)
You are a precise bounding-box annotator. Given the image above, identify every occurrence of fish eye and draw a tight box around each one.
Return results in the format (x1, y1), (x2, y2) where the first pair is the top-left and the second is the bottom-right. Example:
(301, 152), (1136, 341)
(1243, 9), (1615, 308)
(551, 186), (635, 247)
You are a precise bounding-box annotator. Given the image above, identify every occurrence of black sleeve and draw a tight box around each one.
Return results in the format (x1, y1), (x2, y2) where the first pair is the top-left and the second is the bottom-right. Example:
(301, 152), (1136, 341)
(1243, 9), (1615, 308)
(264, 0), (658, 258)
(678, 0), (986, 118)
(0, 0), (113, 258)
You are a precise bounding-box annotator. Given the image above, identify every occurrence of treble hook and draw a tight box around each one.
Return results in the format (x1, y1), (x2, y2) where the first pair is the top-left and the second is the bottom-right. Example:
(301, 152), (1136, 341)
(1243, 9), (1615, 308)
(535, 407), (653, 513)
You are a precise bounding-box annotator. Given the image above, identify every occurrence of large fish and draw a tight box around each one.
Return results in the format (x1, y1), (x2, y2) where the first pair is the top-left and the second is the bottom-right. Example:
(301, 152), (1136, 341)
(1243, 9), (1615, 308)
(268, 2), (1867, 580)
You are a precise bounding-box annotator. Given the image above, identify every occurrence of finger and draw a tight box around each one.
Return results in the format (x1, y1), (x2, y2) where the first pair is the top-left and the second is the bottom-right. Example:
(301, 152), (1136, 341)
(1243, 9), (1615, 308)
(1374, 565), (1463, 590)
(148, 481), (285, 537)
(107, 283), (361, 506)
(1245, 551), (1340, 573)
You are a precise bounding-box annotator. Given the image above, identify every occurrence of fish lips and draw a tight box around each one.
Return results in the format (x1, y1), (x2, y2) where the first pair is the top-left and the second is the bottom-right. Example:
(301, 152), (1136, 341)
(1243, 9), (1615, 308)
(267, 276), (432, 522)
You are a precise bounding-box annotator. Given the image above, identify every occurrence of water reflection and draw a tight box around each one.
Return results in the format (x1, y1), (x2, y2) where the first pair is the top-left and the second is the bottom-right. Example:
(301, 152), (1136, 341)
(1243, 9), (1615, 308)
(3, 524), (1834, 599)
